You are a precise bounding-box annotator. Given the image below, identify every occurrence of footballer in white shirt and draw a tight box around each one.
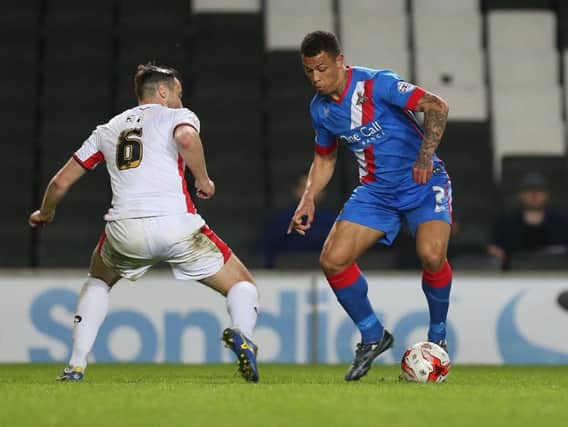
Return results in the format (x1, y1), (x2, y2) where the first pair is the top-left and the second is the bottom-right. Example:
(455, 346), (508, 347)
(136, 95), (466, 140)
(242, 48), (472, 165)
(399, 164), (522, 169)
(29, 64), (260, 383)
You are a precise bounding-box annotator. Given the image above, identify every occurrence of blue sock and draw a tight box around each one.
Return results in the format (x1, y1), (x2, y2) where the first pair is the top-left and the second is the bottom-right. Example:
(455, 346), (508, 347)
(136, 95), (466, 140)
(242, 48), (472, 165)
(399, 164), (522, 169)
(326, 264), (384, 343)
(422, 261), (452, 342)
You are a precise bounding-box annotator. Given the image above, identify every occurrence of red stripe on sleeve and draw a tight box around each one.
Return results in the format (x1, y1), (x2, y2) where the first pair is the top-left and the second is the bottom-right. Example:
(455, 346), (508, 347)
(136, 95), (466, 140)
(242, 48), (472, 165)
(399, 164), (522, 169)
(314, 139), (338, 155)
(405, 87), (426, 111)
(73, 151), (104, 170)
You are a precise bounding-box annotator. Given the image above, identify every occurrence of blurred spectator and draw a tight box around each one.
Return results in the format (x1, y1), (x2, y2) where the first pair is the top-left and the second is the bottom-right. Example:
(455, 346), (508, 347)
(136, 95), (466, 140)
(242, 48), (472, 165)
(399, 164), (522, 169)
(259, 175), (336, 268)
(487, 172), (568, 270)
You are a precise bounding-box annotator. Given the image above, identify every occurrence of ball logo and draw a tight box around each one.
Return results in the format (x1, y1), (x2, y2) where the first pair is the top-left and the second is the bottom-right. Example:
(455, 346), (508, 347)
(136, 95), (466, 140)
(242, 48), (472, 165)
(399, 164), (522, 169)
(397, 81), (415, 94)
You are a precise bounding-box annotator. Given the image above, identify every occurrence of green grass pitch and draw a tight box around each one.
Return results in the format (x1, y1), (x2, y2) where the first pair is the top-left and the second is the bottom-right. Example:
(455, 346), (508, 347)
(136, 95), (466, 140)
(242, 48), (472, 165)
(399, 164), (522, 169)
(0, 364), (566, 427)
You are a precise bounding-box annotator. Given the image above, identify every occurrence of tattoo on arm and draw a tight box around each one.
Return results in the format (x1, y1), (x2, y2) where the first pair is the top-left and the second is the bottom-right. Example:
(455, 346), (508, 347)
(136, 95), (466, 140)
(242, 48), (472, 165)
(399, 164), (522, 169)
(415, 93), (448, 168)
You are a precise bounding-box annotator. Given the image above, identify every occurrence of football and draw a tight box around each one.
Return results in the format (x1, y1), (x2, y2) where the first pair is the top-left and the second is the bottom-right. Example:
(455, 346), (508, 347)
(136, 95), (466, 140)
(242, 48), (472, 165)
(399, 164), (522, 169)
(401, 341), (451, 383)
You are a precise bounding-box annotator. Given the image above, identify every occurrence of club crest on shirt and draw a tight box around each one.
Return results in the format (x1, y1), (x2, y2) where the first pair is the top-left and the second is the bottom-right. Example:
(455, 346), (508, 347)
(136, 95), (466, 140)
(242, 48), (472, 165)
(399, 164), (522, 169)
(397, 81), (415, 94)
(356, 91), (368, 105)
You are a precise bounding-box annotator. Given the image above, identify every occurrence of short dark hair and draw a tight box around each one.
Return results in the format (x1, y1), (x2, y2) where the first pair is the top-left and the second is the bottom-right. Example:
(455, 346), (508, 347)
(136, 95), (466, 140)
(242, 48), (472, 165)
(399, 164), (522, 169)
(300, 31), (341, 57)
(134, 63), (181, 100)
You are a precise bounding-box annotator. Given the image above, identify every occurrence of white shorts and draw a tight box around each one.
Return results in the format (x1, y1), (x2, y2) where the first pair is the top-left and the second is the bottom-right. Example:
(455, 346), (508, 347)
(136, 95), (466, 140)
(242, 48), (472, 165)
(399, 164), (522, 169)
(97, 213), (232, 281)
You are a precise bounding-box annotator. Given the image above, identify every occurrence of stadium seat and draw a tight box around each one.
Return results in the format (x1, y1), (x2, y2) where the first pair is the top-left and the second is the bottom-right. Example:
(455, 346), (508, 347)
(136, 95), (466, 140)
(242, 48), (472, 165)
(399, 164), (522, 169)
(488, 10), (556, 51)
(44, 34), (113, 65)
(339, 0), (409, 76)
(490, 50), (557, 89)
(415, 0), (479, 16)
(414, 14), (482, 52)
(0, 0), (39, 32)
(1, 75), (37, 118)
(190, 81), (260, 110)
(192, 0), (260, 13)
(425, 85), (486, 121)
(265, 0), (333, 50)
(118, 31), (189, 76)
(190, 13), (261, 84)
(0, 34), (37, 68)
(492, 88), (563, 127)
(118, 0), (190, 29)
(416, 49), (484, 90)
(491, 86), (564, 178)
(45, 0), (114, 30)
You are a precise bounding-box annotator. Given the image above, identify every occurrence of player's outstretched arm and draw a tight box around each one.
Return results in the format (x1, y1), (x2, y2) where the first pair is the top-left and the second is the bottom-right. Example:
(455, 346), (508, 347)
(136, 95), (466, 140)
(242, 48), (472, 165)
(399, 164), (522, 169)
(28, 157), (86, 227)
(287, 151), (337, 236)
(174, 124), (215, 199)
(412, 92), (449, 184)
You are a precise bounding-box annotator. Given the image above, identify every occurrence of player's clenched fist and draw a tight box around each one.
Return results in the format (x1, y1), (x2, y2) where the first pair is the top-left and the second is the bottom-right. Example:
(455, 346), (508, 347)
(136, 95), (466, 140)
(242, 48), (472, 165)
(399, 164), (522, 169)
(28, 210), (54, 228)
(195, 178), (215, 199)
(412, 158), (433, 185)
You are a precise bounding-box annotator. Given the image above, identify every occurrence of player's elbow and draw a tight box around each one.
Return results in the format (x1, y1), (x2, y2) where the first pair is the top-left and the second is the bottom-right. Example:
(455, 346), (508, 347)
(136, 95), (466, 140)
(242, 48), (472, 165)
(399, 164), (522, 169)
(175, 134), (192, 150)
(437, 96), (449, 115)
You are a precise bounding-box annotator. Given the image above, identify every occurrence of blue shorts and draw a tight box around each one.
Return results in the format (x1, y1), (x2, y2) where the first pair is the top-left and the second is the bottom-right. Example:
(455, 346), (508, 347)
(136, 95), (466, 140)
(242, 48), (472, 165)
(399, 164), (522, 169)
(337, 173), (453, 246)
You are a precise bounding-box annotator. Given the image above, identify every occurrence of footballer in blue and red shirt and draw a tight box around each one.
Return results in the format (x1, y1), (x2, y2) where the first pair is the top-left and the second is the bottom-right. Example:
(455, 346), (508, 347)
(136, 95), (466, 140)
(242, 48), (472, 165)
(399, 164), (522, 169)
(288, 31), (453, 381)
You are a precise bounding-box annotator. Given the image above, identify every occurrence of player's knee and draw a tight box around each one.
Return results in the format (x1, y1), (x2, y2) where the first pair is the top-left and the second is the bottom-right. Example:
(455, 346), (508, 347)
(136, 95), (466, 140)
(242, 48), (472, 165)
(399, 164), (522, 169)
(319, 250), (350, 275)
(420, 252), (446, 272)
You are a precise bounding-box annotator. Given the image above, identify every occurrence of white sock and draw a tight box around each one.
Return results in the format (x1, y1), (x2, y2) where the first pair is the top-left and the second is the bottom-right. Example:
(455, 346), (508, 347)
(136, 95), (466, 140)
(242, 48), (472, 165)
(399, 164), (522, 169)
(69, 277), (111, 369)
(226, 281), (259, 340)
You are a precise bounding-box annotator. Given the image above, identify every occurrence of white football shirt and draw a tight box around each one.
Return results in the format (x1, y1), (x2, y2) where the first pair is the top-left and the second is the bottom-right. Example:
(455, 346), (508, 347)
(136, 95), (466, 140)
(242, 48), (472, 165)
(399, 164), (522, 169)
(74, 104), (203, 224)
